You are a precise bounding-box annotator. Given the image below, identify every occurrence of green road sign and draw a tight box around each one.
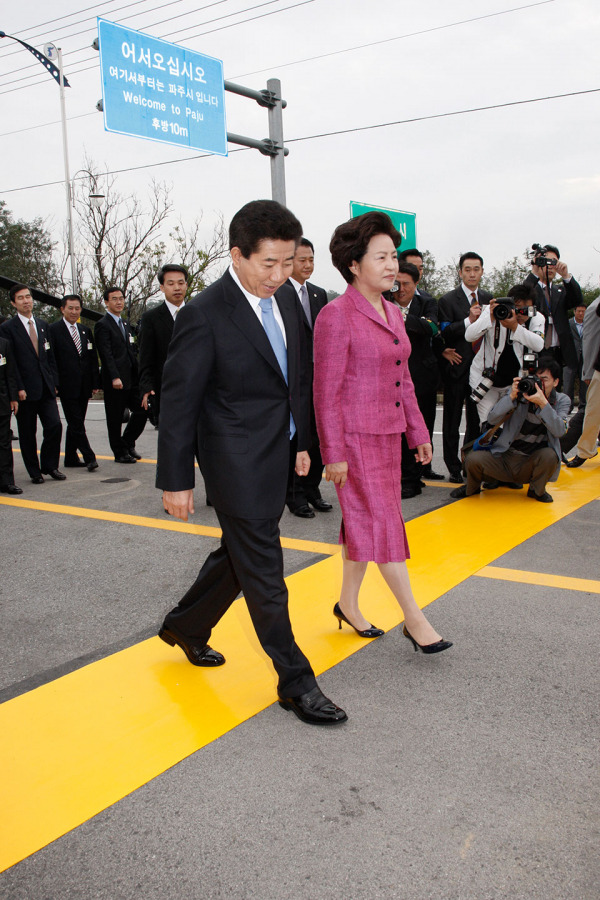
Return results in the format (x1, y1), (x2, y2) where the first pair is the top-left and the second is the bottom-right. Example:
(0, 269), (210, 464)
(349, 201), (417, 250)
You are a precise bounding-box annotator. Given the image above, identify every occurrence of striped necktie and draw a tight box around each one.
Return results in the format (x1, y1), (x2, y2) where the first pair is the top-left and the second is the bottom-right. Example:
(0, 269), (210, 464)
(71, 324), (82, 355)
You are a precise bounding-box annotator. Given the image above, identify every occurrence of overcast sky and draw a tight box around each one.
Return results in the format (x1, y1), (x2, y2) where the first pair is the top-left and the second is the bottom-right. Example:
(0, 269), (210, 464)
(1, 0), (599, 295)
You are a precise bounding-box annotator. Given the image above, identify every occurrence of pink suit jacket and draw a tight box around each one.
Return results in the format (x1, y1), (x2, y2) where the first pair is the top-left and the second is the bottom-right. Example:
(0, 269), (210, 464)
(313, 284), (430, 464)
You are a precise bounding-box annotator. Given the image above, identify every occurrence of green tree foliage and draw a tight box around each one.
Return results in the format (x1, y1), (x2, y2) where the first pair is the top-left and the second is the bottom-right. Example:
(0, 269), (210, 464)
(0, 201), (61, 318)
(481, 253), (531, 297)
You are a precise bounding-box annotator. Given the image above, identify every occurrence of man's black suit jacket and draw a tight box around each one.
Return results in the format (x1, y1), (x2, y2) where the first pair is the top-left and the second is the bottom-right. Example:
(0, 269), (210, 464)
(401, 293), (440, 394)
(156, 270), (310, 519)
(94, 314), (139, 390)
(0, 315), (58, 400)
(49, 319), (100, 400)
(438, 285), (493, 381)
(0, 336), (18, 415)
(569, 317), (583, 365)
(138, 301), (175, 404)
(279, 279), (328, 366)
(523, 272), (582, 369)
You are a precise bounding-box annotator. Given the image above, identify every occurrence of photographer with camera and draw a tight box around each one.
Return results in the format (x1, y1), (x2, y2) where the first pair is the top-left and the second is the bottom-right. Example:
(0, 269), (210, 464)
(465, 285), (545, 427)
(523, 244), (583, 371)
(450, 357), (569, 503)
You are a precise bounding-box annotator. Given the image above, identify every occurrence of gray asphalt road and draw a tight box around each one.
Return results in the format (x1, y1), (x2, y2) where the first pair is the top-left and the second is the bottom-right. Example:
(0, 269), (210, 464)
(1, 405), (598, 899)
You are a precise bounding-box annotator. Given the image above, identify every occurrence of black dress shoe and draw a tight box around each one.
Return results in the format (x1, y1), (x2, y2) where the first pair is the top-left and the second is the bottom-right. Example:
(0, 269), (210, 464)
(86, 460), (99, 471)
(448, 472), (464, 484)
(401, 483), (422, 499)
(115, 455), (137, 463)
(0, 483), (23, 494)
(42, 469), (66, 480)
(291, 504), (315, 518)
(566, 454), (596, 468)
(127, 448), (142, 460)
(158, 626), (225, 667)
(333, 602), (384, 638)
(482, 479), (500, 490)
(64, 460), (86, 468)
(527, 487), (553, 503)
(307, 497), (333, 512)
(278, 686), (347, 726)
(422, 469), (445, 481)
(31, 475), (45, 484)
(403, 624), (453, 654)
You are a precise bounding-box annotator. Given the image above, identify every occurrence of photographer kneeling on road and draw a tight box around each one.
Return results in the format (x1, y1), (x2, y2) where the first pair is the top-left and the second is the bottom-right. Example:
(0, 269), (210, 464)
(450, 357), (569, 503)
(466, 285), (545, 427)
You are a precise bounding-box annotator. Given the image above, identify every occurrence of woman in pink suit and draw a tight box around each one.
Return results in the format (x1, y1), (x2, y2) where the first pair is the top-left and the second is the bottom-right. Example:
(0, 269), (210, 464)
(313, 212), (452, 653)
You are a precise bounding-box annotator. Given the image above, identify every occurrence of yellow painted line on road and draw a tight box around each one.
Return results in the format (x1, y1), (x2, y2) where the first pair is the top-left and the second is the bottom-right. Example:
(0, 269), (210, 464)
(0, 497), (340, 556)
(476, 566), (600, 594)
(1, 463), (599, 872)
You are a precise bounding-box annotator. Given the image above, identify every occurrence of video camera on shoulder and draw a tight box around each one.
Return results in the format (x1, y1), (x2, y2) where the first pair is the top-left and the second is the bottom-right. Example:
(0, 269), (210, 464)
(517, 351), (540, 398)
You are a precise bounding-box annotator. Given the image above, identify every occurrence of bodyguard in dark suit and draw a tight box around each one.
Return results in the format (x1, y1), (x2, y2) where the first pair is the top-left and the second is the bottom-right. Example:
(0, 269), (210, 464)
(438, 252), (492, 482)
(281, 238), (332, 518)
(0, 284), (64, 483)
(0, 335), (22, 493)
(389, 262), (443, 496)
(49, 294), (100, 471)
(138, 264), (188, 422)
(523, 244), (583, 371)
(157, 200), (346, 727)
(94, 286), (147, 463)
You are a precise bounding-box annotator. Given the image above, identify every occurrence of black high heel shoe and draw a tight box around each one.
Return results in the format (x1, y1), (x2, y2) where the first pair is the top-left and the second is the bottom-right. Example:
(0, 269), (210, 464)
(333, 602), (384, 638)
(402, 624), (452, 654)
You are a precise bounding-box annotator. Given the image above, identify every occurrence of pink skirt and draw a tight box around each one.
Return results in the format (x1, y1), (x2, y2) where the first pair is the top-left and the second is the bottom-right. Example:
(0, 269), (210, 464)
(336, 432), (410, 563)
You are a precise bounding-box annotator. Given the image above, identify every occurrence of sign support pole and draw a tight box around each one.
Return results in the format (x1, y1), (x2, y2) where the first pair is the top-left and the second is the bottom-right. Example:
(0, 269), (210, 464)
(267, 78), (286, 206)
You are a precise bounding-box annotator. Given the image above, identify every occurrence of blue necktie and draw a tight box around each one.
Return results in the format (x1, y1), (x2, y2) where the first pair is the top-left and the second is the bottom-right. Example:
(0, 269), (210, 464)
(258, 298), (295, 439)
(118, 318), (126, 341)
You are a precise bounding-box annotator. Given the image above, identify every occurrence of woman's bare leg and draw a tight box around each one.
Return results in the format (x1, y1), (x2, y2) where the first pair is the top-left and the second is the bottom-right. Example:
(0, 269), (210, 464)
(337, 545), (372, 631)
(378, 561), (442, 645)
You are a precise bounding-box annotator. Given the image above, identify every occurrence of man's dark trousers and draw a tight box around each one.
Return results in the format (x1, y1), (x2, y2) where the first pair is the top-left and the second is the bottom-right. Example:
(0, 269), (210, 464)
(61, 395), (95, 465)
(164, 444), (314, 698)
(103, 386), (147, 458)
(16, 386), (62, 477)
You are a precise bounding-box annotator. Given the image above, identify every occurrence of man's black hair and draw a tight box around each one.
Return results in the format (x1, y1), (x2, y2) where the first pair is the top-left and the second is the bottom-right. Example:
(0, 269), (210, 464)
(298, 237), (314, 252)
(543, 244), (560, 259)
(459, 251), (484, 269)
(229, 200), (302, 258)
(536, 356), (561, 380)
(157, 264), (189, 285)
(103, 285), (124, 304)
(397, 261), (419, 283)
(507, 284), (535, 303)
(398, 248), (423, 262)
(9, 282), (30, 303)
(60, 294), (83, 308)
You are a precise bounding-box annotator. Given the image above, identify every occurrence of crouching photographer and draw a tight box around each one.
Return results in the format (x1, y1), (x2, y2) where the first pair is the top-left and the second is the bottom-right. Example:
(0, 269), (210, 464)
(451, 357), (569, 503)
(466, 285), (545, 427)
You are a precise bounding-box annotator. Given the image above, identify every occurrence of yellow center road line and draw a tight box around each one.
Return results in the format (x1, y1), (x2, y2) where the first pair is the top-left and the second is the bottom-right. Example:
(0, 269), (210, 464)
(476, 566), (600, 594)
(1, 464), (599, 872)
(0, 497), (340, 556)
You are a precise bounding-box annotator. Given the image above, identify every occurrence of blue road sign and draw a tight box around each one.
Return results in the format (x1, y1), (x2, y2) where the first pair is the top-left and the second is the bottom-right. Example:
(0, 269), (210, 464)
(97, 18), (227, 156)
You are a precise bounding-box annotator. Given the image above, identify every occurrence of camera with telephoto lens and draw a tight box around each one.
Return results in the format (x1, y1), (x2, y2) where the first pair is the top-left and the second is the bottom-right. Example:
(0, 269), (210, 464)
(493, 298), (515, 321)
(531, 243), (556, 268)
(471, 366), (496, 403)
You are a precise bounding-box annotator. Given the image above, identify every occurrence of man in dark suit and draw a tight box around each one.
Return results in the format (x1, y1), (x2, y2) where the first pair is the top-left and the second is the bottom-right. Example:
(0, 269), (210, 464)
(0, 283), (64, 483)
(398, 248), (436, 303)
(523, 244), (583, 373)
(0, 334), (22, 493)
(156, 200), (347, 727)
(139, 264), (188, 424)
(94, 286), (147, 463)
(561, 303), (587, 410)
(282, 237), (332, 518)
(438, 252), (493, 483)
(390, 262), (443, 496)
(49, 294), (100, 471)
